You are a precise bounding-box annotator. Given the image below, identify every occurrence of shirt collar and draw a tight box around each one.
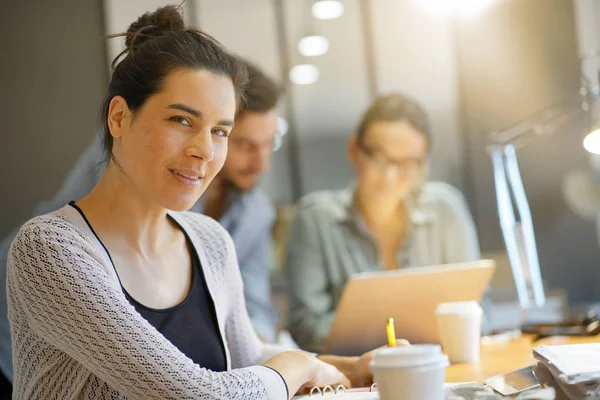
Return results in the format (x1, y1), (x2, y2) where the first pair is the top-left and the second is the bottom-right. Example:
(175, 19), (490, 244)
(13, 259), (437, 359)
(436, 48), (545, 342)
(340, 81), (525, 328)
(336, 182), (436, 227)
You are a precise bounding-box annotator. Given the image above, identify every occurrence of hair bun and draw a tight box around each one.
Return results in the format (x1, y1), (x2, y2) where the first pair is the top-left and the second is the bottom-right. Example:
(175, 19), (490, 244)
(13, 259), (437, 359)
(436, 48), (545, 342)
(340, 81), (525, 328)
(125, 5), (185, 49)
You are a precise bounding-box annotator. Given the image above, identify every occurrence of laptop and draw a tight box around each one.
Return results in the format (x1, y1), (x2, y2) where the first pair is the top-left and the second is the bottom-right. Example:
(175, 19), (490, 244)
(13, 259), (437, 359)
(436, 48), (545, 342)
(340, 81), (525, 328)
(323, 260), (495, 356)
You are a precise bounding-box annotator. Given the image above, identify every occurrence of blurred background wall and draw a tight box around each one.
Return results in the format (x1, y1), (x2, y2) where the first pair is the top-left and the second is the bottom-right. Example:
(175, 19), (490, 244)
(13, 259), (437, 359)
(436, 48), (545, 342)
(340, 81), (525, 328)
(455, 0), (600, 302)
(0, 0), (108, 239)
(2, 0), (600, 306)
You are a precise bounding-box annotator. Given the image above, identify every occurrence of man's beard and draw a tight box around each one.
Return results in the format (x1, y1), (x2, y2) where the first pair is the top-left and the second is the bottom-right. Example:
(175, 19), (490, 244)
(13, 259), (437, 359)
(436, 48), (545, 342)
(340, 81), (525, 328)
(219, 169), (261, 192)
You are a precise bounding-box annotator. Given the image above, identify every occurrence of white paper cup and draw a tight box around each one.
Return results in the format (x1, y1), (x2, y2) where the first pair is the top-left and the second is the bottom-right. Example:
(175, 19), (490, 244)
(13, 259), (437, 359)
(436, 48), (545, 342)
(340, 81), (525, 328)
(435, 301), (482, 364)
(370, 344), (448, 400)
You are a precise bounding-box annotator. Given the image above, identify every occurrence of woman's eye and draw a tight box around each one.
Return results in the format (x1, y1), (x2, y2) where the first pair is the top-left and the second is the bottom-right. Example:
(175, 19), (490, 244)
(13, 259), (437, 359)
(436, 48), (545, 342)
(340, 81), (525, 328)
(212, 128), (230, 138)
(170, 116), (192, 127)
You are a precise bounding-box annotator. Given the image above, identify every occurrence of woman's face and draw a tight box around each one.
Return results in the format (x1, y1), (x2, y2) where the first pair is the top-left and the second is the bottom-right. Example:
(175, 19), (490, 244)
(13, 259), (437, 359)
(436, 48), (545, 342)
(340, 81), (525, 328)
(352, 120), (428, 203)
(107, 68), (237, 211)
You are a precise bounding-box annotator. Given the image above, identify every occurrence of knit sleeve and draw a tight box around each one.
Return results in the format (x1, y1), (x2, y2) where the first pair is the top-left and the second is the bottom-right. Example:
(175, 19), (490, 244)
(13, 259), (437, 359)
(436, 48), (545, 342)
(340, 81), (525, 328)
(7, 219), (287, 400)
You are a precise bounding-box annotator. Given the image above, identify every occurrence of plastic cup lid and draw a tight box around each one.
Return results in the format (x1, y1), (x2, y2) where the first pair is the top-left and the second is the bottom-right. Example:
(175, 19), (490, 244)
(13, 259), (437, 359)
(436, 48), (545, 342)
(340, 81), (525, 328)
(370, 344), (447, 369)
(435, 301), (482, 316)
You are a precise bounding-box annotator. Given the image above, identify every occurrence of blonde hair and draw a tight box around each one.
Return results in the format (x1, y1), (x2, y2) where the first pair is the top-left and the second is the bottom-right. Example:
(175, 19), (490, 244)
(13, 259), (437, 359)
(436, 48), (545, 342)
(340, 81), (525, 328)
(357, 93), (430, 146)
(357, 94), (431, 209)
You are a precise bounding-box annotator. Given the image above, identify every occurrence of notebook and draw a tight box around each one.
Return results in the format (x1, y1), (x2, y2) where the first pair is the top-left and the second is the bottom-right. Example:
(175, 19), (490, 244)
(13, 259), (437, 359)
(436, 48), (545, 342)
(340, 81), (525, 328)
(292, 383), (475, 399)
(292, 385), (378, 399)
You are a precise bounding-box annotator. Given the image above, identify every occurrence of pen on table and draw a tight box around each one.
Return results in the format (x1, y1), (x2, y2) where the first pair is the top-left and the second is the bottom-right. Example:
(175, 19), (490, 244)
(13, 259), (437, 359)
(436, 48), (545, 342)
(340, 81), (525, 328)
(386, 318), (396, 347)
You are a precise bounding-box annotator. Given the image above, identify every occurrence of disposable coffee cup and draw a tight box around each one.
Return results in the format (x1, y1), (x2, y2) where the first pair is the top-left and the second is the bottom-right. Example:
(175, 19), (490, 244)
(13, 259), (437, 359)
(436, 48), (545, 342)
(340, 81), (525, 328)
(435, 301), (482, 364)
(369, 344), (448, 400)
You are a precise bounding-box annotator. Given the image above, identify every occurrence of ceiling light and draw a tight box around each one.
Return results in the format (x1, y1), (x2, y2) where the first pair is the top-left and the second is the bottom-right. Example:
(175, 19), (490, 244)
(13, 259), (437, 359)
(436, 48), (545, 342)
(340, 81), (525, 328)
(312, 0), (345, 20)
(298, 35), (330, 57)
(289, 64), (320, 85)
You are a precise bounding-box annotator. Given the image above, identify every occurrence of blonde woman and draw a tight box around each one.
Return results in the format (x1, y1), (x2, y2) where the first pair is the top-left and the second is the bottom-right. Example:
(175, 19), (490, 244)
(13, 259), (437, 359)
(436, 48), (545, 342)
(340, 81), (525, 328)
(286, 94), (482, 352)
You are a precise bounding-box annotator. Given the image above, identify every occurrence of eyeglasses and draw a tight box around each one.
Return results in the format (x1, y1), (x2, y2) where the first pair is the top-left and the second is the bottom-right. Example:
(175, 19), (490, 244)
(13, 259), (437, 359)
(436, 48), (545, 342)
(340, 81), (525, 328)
(229, 137), (276, 155)
(228, 117), (288, 154)
(358, 141), (425, 176)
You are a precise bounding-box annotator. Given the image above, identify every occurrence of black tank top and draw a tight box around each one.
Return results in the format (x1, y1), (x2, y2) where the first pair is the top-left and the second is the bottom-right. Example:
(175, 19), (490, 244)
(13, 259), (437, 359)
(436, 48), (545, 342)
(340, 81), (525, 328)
(69, 202), (227, 372)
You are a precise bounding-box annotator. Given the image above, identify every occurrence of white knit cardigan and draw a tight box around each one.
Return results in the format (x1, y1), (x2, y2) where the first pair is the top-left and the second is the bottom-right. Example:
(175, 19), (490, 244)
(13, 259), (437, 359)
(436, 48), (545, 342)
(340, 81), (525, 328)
(7, 205), (288, 399)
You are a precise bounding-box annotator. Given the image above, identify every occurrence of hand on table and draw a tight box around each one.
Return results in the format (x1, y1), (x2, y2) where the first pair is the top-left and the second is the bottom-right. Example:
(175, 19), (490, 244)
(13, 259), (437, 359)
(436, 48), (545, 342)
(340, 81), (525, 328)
(317, 338), (410, 388)
(351, 338), (411, 387)
(263, 351), (350, 398)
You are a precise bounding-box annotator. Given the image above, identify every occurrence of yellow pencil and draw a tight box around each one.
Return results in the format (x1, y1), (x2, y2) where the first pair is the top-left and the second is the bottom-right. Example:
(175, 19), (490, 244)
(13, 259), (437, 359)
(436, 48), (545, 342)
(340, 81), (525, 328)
(386, 318), (396, 347)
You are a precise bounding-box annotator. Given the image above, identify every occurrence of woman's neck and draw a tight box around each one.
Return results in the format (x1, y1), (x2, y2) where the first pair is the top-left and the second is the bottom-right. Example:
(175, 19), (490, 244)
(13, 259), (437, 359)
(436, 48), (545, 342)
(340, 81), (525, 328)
(76, 163), (175, 258)
(355, 189), (406, 232)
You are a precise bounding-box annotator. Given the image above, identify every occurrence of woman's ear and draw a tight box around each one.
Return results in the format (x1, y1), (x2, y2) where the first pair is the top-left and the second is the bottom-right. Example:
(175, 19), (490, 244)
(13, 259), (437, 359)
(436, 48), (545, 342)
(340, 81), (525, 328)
(106, 96), (131, 140)
(348, 136), (359, 167)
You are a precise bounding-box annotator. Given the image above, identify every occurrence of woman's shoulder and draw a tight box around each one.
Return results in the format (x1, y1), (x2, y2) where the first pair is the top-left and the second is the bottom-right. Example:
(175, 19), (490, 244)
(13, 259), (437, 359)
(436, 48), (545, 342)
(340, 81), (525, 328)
(8, 207), (118, 282)
(295, 188), (352, 220)
(419, 181), (471, 214)
(421, 180), (465, 198)
(14, 208), (88, 246)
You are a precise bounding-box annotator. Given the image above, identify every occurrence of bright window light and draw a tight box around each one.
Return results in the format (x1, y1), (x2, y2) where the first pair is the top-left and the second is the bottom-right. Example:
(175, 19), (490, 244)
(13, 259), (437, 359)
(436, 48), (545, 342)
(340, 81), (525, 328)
(298, 35), (330, 57)
(312, 0), (345, 20)
(289, 64), (320, 85)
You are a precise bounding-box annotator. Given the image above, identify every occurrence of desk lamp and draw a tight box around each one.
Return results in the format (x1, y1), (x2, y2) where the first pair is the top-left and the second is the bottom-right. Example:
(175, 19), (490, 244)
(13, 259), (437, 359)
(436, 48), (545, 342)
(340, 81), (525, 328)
(490, 50), (600, 315)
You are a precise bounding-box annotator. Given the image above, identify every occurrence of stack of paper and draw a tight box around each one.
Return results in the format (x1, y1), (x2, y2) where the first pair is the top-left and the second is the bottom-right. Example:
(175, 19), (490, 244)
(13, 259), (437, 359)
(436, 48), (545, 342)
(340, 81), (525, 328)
(533, 344), (600, 399)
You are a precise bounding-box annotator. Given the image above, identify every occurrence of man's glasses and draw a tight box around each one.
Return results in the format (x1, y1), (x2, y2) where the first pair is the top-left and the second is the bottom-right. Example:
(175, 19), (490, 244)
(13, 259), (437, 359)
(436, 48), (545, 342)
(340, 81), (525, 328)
(229, 117), (288, 154)
(358, 141), (425, 177)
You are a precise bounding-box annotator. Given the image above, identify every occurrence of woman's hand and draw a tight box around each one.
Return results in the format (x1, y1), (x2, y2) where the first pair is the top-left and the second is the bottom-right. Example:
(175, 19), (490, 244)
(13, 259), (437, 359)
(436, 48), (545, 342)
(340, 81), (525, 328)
(352, 339), (411, 387)
(317, 339), (410, 388)
(263, 351), (349, 399)
(299, 356), (351, 393)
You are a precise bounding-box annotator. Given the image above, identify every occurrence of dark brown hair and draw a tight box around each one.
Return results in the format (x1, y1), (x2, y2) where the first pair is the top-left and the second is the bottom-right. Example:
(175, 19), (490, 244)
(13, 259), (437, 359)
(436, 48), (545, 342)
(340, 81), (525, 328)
(357, 93), (430, 146)
(101, 5), (248, 161)
(238, 60), (282, 115)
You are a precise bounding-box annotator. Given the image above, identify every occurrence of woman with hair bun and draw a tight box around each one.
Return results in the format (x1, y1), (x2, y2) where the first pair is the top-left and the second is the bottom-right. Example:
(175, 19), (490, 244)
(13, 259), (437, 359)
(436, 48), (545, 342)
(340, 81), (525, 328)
(6, 6), (379, 399)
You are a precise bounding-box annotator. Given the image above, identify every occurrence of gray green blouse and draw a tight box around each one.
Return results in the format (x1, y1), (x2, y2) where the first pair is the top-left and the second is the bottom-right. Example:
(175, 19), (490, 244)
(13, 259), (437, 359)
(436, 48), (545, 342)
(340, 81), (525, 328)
(285, 181), (482, 352)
